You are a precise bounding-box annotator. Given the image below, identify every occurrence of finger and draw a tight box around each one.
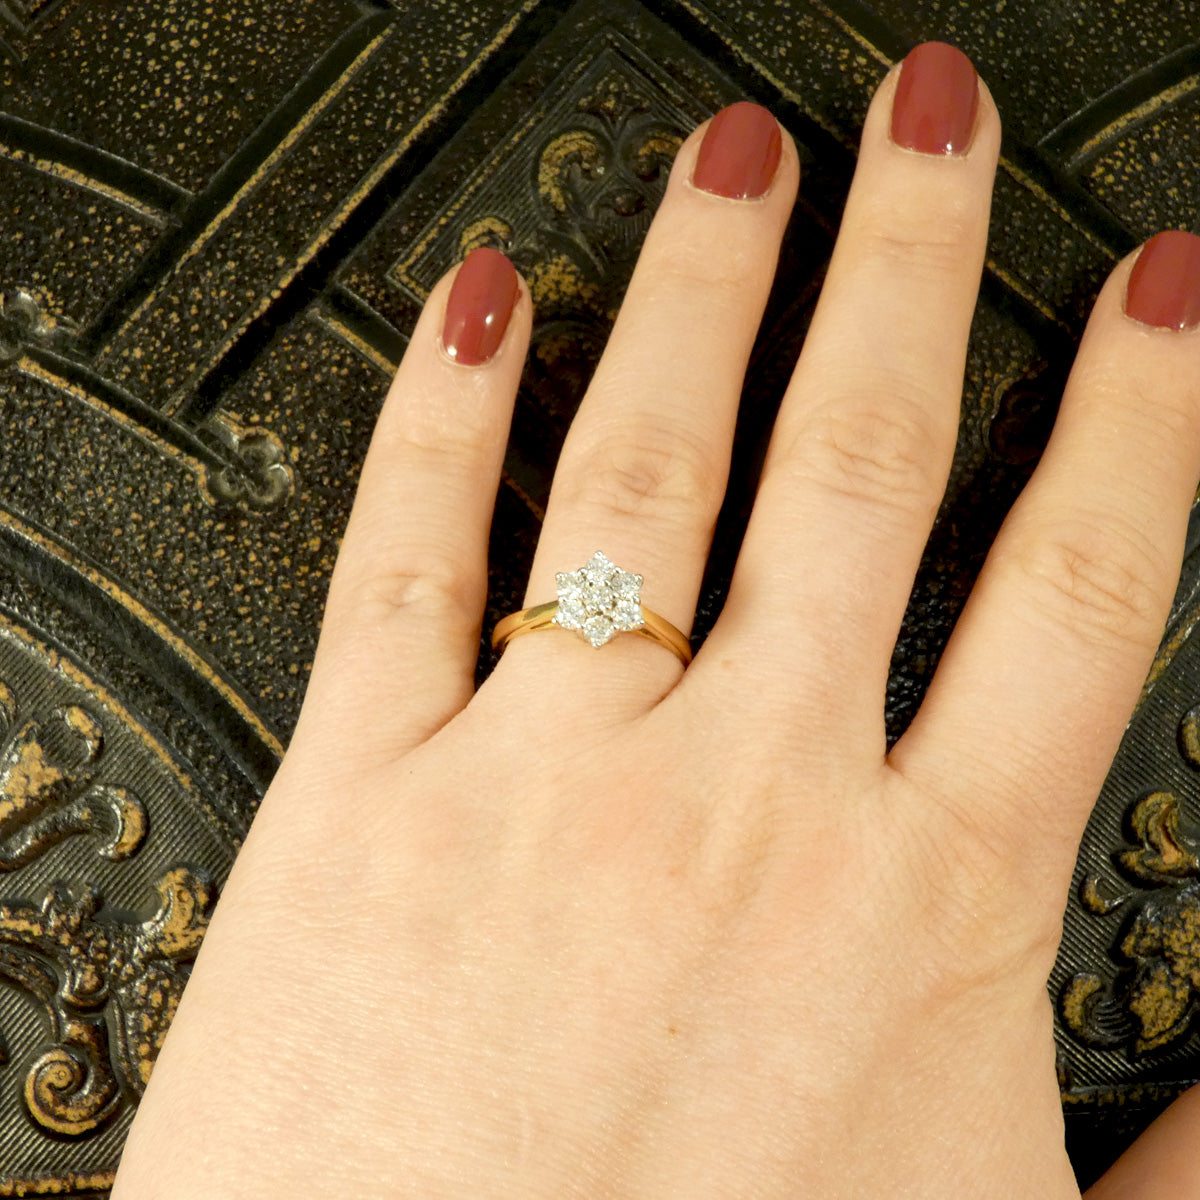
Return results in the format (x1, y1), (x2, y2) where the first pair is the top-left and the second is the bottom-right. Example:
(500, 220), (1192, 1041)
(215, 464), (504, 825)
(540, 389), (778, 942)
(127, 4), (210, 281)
(894, 232), (1200, 862)
(707, 44), (998, 742)
(1085, 1081), (1200, 1198)
(498, 103), (798, 704)
(303, 248), (529, 753)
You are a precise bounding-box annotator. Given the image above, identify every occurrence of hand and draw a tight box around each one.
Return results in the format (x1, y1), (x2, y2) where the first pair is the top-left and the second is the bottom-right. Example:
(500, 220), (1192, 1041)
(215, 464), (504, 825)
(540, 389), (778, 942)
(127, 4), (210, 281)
(111, 43), (1200, 1198)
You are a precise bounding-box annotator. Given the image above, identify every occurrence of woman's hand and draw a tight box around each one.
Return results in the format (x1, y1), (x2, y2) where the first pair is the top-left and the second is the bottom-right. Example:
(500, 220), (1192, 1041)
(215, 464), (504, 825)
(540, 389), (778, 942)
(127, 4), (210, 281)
(111, 44), (1200, 1198)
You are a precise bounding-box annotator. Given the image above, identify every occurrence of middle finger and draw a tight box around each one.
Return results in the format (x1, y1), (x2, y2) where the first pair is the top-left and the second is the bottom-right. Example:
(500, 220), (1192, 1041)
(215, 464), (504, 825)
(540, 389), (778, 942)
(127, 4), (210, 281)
(714, 43), (1000, 743)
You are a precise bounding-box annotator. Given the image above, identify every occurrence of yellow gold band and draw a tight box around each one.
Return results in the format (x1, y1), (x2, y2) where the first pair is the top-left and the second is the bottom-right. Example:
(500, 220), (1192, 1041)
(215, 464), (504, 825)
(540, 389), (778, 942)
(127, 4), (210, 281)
(492, 600), (693, 666)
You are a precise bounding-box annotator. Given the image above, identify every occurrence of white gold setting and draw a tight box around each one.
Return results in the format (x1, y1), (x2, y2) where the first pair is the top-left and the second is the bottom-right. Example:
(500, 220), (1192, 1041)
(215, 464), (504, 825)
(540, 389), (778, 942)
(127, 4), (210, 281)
(553, 551), (645, 647)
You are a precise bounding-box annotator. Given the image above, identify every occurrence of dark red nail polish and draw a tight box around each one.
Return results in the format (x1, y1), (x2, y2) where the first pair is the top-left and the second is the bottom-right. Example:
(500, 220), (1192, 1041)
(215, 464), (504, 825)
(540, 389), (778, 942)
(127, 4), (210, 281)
(692, 101), (782, 199)
(891, 41), (979, 155)
(1125, 231), (1200, 331)
(442, 247), (519, 365)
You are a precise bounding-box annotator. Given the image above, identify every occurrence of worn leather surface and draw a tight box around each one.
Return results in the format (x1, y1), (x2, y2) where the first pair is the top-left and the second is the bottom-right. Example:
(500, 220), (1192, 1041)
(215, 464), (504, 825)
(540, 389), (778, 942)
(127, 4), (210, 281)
(0, 1), (1197, 1190)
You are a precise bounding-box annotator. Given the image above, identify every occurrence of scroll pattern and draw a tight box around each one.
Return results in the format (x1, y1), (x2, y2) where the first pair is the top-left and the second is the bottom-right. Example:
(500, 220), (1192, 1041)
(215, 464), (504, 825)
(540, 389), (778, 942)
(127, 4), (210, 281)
(0, 679), (211, 1137)
(1063, 787), (1200, 1055)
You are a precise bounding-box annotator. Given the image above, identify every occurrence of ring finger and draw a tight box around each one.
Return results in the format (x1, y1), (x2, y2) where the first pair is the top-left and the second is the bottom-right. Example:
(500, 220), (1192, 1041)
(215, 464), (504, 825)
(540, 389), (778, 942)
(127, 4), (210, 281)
(495, 102), (799, 705)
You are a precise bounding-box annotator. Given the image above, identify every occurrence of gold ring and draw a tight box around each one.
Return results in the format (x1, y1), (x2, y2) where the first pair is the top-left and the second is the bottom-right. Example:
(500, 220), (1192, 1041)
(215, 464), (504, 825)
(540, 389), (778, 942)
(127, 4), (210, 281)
(491, 551), (692, 666)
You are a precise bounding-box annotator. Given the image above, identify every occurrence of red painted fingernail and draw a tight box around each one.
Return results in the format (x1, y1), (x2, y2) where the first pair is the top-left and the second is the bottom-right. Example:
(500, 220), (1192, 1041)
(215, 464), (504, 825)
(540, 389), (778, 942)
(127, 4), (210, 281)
(442, 247), (519, 365)
(692, 101), (782, 199)
(1125, 231), (1200, 331)
(891, 42), (979, 155)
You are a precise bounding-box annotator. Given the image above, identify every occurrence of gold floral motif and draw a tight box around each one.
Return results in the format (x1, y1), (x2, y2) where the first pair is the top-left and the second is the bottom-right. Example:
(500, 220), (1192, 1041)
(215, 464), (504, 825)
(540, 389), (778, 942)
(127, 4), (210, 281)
(1121, 790), (1200, 880)
(1062, 791), (1200, 1054)
(0, 289), (66, 364)
(197, 410), (295, 511)
(0, 677), (214, 1136)
(0, 868), (211, 1135)
(0, 700), (147, 870)
(458, 69), (683, 313)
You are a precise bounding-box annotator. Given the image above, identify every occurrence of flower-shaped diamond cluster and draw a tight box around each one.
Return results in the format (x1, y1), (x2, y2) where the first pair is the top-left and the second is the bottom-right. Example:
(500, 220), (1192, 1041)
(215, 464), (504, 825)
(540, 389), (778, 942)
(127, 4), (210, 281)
(553, 552), (644, 647)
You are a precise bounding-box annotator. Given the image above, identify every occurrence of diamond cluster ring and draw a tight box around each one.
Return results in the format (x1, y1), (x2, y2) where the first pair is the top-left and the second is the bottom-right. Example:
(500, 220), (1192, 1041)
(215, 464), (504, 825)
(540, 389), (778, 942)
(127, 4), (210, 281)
(491, 551), (692, 665)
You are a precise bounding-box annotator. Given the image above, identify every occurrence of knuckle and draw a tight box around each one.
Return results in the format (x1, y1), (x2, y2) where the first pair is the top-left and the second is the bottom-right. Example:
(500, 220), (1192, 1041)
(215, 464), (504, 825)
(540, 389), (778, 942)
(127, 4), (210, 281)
(785, 391), (944, 516)
(1079, 371), (1200, 455)
(854, 192), (980, 272)
(562, 425), (718, 526)
(382, 377), (496, 463)
(1013, 515), (1169, 651)
(646, 233), (758, 307)
(347, 555), (479, 635)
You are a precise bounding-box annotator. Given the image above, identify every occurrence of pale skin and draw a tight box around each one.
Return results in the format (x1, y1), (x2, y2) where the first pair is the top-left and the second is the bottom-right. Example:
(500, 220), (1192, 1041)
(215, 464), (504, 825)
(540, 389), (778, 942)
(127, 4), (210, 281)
(112, 63), (1200, 1199)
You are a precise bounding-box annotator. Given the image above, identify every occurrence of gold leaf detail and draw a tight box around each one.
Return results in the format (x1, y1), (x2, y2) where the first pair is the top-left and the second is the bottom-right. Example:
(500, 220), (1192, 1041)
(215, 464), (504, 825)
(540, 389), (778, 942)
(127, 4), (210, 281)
(1120, 791), (1200, 881)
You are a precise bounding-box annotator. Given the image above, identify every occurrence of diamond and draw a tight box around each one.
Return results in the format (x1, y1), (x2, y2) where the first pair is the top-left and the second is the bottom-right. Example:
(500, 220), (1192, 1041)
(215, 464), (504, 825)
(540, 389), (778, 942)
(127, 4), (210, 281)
(556, 595), (587, 628)
(581, 551), (617, 582)
(612, 572), (641, 600)
(581, 580), (613, 609)
(612, 599), (642, 632)
(583, 614), (616, 646)
(552, 551), (645, 647)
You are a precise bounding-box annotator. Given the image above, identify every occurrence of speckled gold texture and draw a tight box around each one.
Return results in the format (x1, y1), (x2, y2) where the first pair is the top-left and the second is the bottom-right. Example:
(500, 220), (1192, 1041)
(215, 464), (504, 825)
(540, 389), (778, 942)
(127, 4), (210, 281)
(0, 0), (1198, 1190)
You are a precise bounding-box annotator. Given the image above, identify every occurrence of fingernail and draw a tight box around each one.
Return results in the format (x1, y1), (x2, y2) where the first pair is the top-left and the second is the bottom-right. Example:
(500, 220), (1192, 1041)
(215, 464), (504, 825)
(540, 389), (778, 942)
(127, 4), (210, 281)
(442, 247), (520, 365)
(1125, 231), (1200, 331)
(891, 41), (979, 155)
(692, 101), (782, 200)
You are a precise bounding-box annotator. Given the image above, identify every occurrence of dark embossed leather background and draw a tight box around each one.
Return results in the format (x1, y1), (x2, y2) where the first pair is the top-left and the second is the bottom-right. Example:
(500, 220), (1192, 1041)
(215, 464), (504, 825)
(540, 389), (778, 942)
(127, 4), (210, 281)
(0, 0), (1197, 1191)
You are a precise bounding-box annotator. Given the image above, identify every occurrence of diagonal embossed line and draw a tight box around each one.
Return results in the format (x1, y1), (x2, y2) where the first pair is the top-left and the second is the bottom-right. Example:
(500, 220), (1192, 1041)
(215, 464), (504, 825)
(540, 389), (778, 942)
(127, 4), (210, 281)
(160, 0), (573, 424)
(0, 0), (85, 49)
(0, 1), (28, 35)
(0, 111), (188, 224)
(0, 512), (284, 791)
(81, 9), (395, 360)
(0, 0), (55, 29)
(18, 346), (239, 476)
(1040, 40), (1200, 166)
(646, 0), (896, 75)
(642, 0), (891, 148)
(317, 284), (407, 373)
(91, 18), (401, 408)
